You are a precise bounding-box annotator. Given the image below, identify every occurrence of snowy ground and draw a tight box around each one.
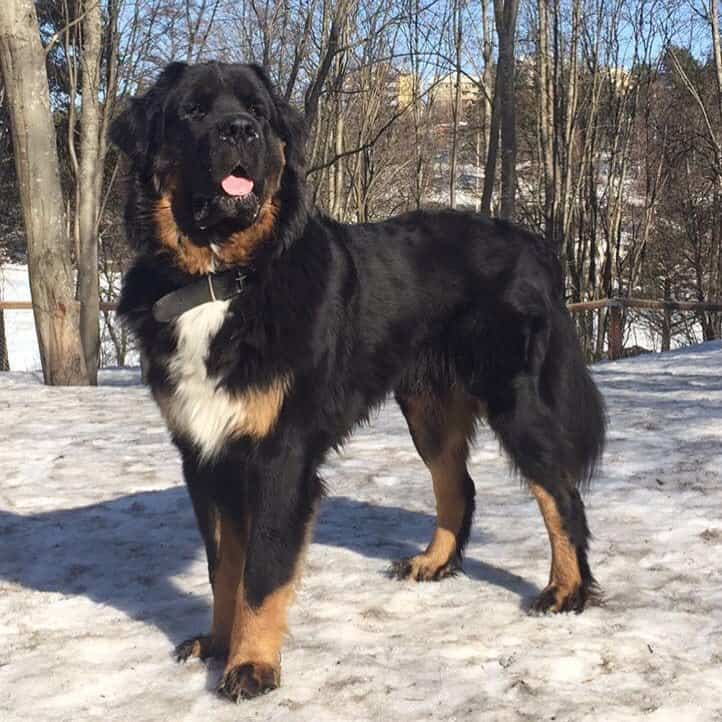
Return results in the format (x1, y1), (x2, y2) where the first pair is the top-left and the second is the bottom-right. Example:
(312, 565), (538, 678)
(1, 345), (722, 721)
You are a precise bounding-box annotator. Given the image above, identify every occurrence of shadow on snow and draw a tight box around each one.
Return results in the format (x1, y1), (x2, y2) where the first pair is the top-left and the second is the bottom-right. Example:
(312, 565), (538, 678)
(0, 488), (538, 648)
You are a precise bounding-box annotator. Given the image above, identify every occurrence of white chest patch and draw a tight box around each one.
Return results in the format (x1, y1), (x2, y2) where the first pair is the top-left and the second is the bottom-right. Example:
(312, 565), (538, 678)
(164, 300), (248, 461)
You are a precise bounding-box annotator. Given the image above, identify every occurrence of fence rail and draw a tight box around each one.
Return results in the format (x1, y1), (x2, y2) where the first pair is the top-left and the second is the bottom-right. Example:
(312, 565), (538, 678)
(567, 298), (722, 313)
(2, 296), (721, 364)
(0, 301), (118, 312)
(566, 296), (722, 360)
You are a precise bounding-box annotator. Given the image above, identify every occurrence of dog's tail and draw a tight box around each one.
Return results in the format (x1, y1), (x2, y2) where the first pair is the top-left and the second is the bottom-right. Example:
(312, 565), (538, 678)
(484, 287), (606, 490)
(541, 305), (606, 487)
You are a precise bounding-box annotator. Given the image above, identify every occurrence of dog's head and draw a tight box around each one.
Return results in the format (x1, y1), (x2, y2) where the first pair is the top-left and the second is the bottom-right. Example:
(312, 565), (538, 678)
(111, 62), (307, 271)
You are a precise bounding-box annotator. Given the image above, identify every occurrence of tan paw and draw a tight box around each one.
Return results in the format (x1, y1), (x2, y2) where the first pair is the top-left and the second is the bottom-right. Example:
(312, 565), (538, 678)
(390, 554), (461, 582)
(529, 582), (592, 614)
(218, 661), (280, 701)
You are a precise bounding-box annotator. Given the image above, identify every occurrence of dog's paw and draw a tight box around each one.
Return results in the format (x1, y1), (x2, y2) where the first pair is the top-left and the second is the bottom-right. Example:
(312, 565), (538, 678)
(389, 554), (461, 582)
(529, 582), (598, 615)
(174, 635), (226, 663)
(218, 662), (280, 702)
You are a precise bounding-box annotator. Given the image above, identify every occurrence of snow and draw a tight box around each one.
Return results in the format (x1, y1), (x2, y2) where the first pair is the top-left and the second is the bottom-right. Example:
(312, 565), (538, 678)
(0, 265), (137, 371)
(2, 344), (722, 720)
(1, 265), (39, 372)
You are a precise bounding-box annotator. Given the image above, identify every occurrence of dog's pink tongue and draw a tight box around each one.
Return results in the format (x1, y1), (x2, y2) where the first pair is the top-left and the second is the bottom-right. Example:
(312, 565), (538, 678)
(221, 175), (254, 197)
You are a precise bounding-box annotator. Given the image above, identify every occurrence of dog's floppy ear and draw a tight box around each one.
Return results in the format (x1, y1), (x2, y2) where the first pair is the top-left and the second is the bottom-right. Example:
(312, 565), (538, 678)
(110, 62), (188, 169)
(109, 96), (149, 163)
(248, 64), (307, 173)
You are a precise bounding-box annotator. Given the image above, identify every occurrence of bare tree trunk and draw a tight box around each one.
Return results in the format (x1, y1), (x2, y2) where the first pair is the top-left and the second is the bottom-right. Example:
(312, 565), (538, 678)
(559, 0), (580, 243)
(77, 0), (103, 384)
(537, 0), (554, 238)
(477, 0), (493, 212)
(481, 0), (519, 218)
(0, 0), (88, 385)
(711, 0), (722, 121)
(407, 0), (435, 210)
(449, 0), (463, 209)
(709, 0), (722, 310)
(304, 9), (345, 130)
(497, 0), (519, 220)
(480, 82), (500, 214)
(330, 96), (345, 217)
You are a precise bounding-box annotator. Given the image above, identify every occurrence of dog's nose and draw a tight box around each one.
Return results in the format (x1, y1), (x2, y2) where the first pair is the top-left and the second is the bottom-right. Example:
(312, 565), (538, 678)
(219, 115), (259, 143)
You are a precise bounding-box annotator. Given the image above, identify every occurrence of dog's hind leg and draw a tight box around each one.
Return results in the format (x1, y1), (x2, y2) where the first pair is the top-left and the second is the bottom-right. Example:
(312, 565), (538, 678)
(392, 388), (479, 581)
(528, 481), (596, 613)
(483, 371), (598, 613)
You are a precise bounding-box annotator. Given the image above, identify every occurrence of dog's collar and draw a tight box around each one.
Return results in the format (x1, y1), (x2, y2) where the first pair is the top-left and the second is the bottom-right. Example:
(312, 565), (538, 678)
(152, 269), (248, 323)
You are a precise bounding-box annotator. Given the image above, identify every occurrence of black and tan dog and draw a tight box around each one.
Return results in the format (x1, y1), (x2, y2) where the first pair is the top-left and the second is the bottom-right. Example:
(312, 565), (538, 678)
(112, 61), (606, 701)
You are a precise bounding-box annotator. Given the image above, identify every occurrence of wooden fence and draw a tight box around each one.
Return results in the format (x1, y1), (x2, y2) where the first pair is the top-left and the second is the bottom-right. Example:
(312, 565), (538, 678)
(567, 297), (722, 360)
(2, 296), (722, 363)
(0, 301), (117, 311)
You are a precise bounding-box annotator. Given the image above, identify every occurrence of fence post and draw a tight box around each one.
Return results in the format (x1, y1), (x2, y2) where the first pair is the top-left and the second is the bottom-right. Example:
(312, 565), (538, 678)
(608, 298), (623, 361)
(661, 279), (671, 351)
(661, 305), (672, 352)
(0, 308), (8, 371)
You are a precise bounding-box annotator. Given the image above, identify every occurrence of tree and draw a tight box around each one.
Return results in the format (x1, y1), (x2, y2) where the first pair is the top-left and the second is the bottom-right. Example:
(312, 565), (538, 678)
(72, 0), (120, 384)
(0, 80), (15, 372)
(481, 0), (519, 218)
(76, 0), (104, 384)
(0, 0), (87, 384)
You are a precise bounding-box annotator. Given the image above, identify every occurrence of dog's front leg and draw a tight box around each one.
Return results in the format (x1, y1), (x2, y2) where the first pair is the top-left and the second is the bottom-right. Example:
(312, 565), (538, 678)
(175, 453), (243, 664)
(217, 465), (319, 701)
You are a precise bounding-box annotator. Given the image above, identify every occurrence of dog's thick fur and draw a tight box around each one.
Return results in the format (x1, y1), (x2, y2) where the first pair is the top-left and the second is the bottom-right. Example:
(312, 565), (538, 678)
(112, 61), (606, 701)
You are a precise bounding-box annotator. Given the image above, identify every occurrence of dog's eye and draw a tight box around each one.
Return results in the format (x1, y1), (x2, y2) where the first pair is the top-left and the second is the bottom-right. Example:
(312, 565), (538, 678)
(184, 103), (207, 120)
(247, 103), (264, 118)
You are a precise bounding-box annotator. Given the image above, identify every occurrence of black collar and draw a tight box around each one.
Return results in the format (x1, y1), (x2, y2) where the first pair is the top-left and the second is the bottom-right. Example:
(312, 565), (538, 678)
(152, 269), (248, 323)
